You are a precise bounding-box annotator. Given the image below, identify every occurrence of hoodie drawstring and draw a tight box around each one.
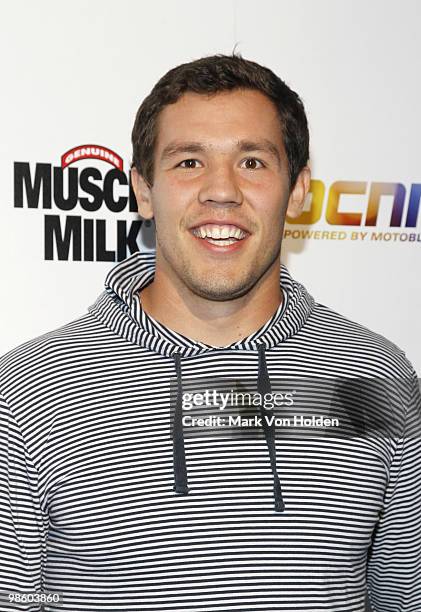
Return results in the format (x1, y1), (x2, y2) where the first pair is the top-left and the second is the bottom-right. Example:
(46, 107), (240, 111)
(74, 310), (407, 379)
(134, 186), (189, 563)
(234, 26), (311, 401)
(172, 346), (285, 513)
(257, 343), (285, 513)
(172, 351), (189, 494)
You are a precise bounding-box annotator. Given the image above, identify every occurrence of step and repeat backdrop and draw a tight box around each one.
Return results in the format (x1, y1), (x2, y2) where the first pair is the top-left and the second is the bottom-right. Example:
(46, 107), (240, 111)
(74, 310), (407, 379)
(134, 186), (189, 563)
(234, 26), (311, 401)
(1, 0), (420, 371)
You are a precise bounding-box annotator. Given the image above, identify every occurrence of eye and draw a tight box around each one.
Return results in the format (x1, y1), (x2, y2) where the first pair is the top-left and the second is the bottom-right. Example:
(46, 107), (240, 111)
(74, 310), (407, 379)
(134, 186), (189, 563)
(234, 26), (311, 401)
(241, 157), (265, 170)
(177, 159), (202, 169)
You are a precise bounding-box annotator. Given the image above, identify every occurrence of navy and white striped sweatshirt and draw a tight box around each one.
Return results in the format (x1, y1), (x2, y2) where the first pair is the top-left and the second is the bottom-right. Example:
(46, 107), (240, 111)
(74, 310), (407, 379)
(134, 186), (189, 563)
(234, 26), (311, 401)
(0, 251), (420, 611)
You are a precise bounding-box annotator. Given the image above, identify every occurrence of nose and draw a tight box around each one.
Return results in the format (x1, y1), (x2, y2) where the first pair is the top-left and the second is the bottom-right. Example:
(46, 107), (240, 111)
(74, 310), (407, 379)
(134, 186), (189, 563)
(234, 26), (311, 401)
(198, 162), (243, 207)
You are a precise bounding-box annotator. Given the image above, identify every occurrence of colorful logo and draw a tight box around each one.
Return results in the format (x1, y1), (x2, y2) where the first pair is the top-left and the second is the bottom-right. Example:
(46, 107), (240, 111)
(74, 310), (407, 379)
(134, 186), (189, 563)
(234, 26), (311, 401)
(285, 180), (421, 243)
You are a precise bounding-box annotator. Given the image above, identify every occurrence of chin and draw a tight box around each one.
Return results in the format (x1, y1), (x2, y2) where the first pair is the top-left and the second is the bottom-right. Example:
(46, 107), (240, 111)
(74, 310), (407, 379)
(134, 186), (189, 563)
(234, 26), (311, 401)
(185, 272), (256, 302)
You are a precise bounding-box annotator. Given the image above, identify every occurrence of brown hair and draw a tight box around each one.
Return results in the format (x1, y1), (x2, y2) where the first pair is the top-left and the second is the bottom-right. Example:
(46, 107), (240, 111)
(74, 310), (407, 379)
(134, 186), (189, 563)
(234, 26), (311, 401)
(131, 53), (309, 189)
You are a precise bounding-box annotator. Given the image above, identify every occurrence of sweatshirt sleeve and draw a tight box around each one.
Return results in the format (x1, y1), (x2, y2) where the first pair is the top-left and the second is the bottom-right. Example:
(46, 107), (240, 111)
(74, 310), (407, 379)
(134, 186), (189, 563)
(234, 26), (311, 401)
(0, 392), (47, 610)
(366, 368), (421, 611)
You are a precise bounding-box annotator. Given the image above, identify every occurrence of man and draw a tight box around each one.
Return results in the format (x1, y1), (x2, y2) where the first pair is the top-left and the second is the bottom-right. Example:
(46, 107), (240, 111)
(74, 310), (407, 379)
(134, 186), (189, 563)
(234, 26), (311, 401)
(0, 54), (420, 612)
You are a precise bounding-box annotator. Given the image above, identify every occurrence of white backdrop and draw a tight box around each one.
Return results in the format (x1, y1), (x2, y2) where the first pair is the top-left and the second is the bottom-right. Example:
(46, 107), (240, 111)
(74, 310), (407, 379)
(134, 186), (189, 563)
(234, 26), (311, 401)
(1, 0), (420, 372)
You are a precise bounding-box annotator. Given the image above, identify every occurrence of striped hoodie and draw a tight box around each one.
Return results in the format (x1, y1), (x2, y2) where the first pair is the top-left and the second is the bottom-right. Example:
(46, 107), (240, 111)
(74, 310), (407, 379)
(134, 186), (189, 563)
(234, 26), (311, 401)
(0, 250), (420, 612)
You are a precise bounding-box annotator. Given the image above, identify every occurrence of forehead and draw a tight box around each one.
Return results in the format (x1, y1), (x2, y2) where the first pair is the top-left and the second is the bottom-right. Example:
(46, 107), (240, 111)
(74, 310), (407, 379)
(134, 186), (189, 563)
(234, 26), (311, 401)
(154, 89), (285, 155)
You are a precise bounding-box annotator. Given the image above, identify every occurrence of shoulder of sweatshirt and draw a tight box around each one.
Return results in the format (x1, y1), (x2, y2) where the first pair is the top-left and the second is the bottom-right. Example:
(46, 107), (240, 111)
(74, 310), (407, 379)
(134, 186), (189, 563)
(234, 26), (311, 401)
(0, 311), (136, 393)
(296, 300), (416, 378)
(0, 302), (417, 400)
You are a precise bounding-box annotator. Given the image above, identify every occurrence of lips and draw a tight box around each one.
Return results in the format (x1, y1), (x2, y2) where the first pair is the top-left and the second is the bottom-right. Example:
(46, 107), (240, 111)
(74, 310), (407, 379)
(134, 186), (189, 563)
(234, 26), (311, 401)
(189, 222), (250, 251)
(192, 223), (247, 241)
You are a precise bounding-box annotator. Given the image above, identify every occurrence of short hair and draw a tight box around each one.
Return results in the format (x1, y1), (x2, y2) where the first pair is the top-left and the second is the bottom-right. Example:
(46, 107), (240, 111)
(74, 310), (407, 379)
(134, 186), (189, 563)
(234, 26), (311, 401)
(131, 53), (309, 190)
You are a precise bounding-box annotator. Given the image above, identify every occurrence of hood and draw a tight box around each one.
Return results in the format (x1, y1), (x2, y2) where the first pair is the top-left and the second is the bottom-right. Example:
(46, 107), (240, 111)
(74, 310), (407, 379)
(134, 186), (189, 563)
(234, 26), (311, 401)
(88, 251), (315, 513)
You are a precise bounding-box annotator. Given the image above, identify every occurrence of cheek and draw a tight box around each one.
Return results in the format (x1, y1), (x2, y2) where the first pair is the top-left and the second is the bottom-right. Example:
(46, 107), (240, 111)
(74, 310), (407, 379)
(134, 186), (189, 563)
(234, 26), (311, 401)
(154, 175), (202, 225)
(154, 173), (199, 205)
(245, 182), (287, 222)
(160, 171), (201, 192)
(151, 186), (191, 236)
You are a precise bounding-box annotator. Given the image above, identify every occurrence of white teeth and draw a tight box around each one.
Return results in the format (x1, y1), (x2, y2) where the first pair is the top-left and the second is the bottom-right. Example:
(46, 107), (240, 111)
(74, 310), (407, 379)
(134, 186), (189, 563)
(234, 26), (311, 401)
(207, 238), (237, 246)
(192, 224), (247, 240)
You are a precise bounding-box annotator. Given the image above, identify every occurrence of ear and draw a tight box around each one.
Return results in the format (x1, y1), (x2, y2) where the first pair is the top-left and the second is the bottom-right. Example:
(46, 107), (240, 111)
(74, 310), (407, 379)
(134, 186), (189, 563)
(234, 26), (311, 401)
(286, 166), (311, 219)
(131, 167), (154, 220)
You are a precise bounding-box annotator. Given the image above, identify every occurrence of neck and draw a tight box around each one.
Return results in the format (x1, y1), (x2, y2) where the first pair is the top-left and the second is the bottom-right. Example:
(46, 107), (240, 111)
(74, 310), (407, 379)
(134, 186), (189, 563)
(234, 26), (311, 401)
(138, 256), (283, 347)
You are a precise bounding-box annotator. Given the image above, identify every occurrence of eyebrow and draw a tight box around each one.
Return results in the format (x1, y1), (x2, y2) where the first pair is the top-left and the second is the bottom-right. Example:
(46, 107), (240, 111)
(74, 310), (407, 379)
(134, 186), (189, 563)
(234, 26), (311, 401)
(160, 139), (282, 165)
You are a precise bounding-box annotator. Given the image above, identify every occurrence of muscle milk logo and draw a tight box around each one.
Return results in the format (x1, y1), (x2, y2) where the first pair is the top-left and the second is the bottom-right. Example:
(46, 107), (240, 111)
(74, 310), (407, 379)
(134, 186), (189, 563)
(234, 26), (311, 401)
(13, 145), (143, 261)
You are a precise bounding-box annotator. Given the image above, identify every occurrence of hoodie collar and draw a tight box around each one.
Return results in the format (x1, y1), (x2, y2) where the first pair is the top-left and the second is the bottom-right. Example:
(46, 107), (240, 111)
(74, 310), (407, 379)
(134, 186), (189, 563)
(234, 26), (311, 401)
(88, 251), (315, 358)
(88, 250), (316, 513)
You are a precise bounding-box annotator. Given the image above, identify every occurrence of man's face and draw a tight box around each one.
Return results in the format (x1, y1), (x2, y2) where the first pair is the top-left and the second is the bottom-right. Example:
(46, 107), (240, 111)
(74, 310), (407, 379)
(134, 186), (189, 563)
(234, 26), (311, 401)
(132, 89), (309, 301)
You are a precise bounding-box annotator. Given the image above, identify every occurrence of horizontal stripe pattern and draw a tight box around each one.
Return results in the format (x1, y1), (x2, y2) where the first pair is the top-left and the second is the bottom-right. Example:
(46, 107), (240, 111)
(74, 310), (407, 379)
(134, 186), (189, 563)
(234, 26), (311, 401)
(0, 251), (420, 612)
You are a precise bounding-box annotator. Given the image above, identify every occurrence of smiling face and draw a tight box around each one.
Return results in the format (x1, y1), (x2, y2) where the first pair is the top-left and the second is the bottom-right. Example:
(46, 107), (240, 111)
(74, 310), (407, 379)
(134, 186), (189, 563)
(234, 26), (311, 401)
(132, 88), (310, 302)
